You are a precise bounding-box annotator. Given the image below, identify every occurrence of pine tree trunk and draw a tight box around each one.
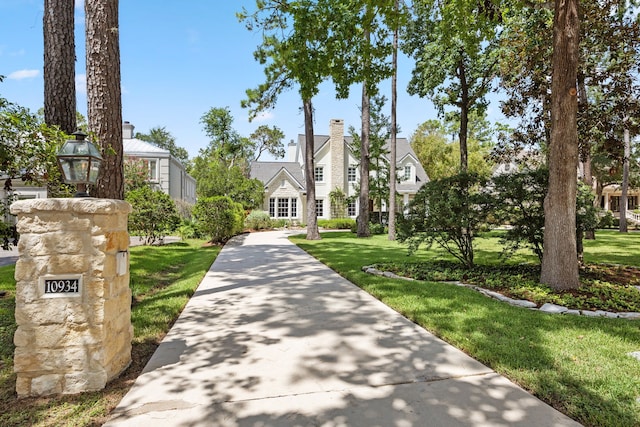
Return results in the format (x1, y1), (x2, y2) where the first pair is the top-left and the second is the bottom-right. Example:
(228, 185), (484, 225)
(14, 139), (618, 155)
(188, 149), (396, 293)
(85, 0), (123, 200)
(304, 99), (320, 240)
(388, 1), (398, 241)
(458, 54), (469, 173)
(43, 0), (76, 135)
(540, 0), (580, 290)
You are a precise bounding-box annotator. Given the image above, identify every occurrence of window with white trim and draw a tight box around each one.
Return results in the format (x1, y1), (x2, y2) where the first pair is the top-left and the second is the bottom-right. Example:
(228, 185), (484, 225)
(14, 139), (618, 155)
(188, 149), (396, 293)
(314, 166), (324, 182)
(348, 166), (357, 182)
(142, 159), (158, 181)
(269, 198), (275, 217)
(403, 165), (411, 181)
(277, 198), (289, 217)
(347, 201), (357, 217)
(315, 199), (324, 217)
(291, 198), (297, 217)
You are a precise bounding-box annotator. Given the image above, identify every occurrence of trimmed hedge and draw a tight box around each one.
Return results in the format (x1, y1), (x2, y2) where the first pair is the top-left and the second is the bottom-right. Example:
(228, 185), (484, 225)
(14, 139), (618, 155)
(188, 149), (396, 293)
(193, 196), (245, 243)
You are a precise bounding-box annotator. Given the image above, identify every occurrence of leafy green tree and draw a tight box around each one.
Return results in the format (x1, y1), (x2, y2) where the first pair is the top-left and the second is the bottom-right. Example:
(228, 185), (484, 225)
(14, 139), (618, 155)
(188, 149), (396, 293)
(411, 115), (495, 180)
(249, 125), (285, 161)
(239, 1), (335, 240)
(200, 107), (253, 170)
(193, 196), (245, 244)
(397, 172), (490, 268)
(126, 186), (181, 245)
(403, 0), (500, 173)
(190, 156), (263, 210)
(135, 126), (189, 165)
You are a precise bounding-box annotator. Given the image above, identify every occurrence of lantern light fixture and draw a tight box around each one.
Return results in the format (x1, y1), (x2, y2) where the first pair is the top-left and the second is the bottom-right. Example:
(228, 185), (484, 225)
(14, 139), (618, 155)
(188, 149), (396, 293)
(56, 131), (103, 197)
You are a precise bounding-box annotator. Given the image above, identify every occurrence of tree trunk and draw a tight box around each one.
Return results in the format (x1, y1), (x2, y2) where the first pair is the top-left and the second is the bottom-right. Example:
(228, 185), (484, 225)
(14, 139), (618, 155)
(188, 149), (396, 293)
(358, 81), (371, 238)
(388, 1), (398, 241)
(86, 0), (123, 199)
(458, 54), (469, 173)
(44, 0), (76, 135)
(540, 0), (580, 290)
(619, 123), (630, 232)
(304, 99), (320, 240)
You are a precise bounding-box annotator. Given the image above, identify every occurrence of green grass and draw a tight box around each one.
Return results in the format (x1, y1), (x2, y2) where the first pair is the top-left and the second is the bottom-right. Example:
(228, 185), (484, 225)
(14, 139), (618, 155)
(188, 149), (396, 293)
(291, 231), (640, 427)
(0, 239), (219, 427)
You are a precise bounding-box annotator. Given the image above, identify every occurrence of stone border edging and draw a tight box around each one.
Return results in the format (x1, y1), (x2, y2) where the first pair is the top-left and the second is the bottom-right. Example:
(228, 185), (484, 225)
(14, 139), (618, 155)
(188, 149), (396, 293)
(362, 265), (640, 320)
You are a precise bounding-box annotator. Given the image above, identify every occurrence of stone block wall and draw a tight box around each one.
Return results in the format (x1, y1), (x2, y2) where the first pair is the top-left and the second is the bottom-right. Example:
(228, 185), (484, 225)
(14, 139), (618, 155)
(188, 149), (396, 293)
(10, 198), (133, 397)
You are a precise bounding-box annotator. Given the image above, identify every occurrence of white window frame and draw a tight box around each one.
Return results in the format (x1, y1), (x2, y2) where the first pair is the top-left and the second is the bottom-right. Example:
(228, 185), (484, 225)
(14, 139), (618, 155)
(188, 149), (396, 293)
(315, 199), (324, 217)
(314, 166), (324, 182)
(403, 165), (411, 181)
(348, 166), (357, 182)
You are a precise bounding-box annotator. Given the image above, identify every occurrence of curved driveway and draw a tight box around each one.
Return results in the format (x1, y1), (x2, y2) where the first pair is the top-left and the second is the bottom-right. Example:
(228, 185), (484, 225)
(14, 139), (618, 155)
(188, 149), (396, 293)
(105, 230), (580, 427)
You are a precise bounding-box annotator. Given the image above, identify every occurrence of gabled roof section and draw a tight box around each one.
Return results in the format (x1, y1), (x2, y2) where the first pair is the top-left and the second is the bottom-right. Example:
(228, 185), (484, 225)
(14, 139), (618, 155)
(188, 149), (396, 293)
(123, 139), (171, 157)
(297, 134), (330, 159)
(250, 161), (306, 190)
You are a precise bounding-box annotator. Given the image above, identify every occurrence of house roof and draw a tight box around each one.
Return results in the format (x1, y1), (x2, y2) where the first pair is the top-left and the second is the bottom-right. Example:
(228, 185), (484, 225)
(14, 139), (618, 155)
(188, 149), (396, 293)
(123, 139), (170, 157)
(250, 162), (306, 190)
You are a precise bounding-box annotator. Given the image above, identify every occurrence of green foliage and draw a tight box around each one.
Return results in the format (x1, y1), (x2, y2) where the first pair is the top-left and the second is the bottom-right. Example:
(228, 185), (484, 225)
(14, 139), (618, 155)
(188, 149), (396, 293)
(193, 196), (245, 243)
(0, 94), (69, 247)
(126, 186), (181, 245)
(249, 125), (285, 161)
(410, 115), (496, 180)
(318, 218), (356, 230)
(123, 158), (151, 193)
(397, 172), (490, 267)
(368, 222), (386, 235)
(245, 210), (274, 231)
(491, 168), (547, 261)
(190, 157), (263, 210)
(598, 210), (616, 228)
(490, 169), (600, 262)
(135, 126), (189, 166)
(177, 220), (202, 240)
(200, 107), (253, 169)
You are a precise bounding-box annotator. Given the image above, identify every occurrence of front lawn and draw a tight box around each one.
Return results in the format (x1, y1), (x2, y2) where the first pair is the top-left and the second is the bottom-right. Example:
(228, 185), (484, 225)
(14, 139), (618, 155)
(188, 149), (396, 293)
(292, 230), (640, 427)
(0, 239), (219, 427)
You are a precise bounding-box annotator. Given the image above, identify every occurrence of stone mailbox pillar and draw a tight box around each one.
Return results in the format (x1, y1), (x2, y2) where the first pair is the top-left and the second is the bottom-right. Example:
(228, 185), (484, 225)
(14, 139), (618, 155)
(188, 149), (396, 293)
(10, 198), (133, 397)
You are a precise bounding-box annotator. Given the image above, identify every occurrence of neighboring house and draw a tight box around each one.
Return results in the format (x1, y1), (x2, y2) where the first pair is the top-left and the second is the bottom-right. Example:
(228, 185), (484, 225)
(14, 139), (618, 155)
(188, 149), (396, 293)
(0, 177), (48, 226)
(122, 122), (196, 205)
(250, 118), (429, 221)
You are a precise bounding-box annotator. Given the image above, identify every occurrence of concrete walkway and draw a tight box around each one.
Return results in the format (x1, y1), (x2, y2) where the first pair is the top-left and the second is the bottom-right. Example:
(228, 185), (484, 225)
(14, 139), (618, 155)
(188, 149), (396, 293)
(104, 230), (581, 427)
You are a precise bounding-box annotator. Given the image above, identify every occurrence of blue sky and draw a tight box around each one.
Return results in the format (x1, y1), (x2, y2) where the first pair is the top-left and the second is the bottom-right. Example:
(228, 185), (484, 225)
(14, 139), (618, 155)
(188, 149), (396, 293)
(0, 1), (499, 160)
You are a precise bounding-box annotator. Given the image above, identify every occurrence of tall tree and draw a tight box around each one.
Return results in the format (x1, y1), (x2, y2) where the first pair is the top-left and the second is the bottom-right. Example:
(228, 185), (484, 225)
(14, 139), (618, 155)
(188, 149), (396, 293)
(200, 107), (253, 171)
(43, 0), (76, 135)
(239, 0), (333, 240)
(540, 0), (580, 289)
(404, 0), (500, 173)
(85, 0), (123, 199)
(249, 125), (285, 161)
(135, 126), (189, 165)
(388, 0), (399, 241)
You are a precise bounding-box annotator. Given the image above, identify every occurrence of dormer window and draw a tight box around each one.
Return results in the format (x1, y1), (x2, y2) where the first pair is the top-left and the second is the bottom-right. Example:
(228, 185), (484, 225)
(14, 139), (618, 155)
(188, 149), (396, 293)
(404, 165), (411, 181)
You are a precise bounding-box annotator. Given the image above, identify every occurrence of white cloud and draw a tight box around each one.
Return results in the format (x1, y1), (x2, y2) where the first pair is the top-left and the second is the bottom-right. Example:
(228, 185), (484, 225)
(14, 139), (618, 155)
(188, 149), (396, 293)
(254, 111), (274, 122)
(8, 69), (39, 80)
(76, 74), (86, 95)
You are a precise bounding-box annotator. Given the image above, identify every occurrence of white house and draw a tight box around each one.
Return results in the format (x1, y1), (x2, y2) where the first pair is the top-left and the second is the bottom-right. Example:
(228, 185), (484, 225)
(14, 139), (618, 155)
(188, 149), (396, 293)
(122, 122), (196, 205)
(250, 118), (428, 221)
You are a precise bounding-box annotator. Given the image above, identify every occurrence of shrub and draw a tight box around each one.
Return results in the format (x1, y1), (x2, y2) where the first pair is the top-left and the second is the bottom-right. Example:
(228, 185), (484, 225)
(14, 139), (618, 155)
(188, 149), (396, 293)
(318, 218), (356, 229)
(245, 210), (273, 230)
(598, 210), (615, 229)
(177, 220), (202, 239)
(126, 186), (181, 245)
(397, 172), (490, 268)
(368, 222), (386, 235)
(193, 196), (245, 243)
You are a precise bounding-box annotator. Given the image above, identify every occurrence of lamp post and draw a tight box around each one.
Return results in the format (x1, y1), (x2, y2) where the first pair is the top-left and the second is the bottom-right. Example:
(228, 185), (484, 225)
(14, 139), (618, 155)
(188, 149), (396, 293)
(56, 131), (103, 197)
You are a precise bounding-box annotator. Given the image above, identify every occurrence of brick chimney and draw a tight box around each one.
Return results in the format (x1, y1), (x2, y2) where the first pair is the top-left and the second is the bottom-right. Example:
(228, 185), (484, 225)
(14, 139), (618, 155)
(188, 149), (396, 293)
(123, 121), (135, 139)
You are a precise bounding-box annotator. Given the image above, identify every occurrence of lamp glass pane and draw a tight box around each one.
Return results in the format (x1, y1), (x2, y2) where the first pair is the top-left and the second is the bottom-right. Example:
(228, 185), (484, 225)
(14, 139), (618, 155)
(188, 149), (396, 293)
(88, 160), (102, 183)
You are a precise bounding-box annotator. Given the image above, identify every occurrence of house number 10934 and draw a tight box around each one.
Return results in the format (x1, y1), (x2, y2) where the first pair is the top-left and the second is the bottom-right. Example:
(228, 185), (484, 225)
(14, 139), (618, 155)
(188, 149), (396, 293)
(44, 279), (80, 294)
